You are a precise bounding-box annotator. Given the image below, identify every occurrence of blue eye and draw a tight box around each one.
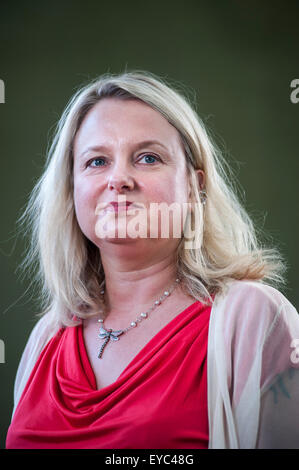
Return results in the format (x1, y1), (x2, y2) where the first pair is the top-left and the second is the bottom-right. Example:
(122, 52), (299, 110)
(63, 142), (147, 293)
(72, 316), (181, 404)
(140, 154), (159, 164)
(88, 158), (106, 167)
(86, 154), (160, 168)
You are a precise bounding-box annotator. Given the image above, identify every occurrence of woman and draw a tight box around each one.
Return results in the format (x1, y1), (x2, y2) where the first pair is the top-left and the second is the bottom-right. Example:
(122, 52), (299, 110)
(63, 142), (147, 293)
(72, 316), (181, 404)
(6, 71), (299, 449)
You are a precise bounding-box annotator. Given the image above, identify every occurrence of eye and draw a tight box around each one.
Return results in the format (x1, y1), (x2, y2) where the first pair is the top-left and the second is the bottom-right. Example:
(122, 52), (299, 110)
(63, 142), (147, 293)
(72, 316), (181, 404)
(138, 154), (160, 164)
(87, 157), (107, 168)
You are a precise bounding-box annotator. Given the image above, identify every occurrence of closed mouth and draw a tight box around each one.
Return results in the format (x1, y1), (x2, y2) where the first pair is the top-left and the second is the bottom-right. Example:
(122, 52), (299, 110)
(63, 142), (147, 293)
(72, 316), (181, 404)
(95, 200), (145, 215)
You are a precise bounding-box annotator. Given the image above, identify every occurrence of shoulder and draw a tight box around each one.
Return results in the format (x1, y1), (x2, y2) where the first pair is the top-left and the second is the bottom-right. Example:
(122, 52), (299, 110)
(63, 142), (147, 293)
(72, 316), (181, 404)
(24, 311), (60, 355)
(12, 310), (60, 416)
(211, 280), (299, 349)
(214, 279), (297, 322)
(216, 279), (291, 307)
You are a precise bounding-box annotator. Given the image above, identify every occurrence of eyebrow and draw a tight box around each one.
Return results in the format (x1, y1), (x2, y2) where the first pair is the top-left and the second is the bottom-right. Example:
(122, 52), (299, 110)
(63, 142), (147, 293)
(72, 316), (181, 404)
(78, 140), (169, 160)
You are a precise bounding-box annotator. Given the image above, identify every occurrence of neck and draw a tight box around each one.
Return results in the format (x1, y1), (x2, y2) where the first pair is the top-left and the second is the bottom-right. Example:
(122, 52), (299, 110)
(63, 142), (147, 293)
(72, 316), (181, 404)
(100, 249), (179, 316)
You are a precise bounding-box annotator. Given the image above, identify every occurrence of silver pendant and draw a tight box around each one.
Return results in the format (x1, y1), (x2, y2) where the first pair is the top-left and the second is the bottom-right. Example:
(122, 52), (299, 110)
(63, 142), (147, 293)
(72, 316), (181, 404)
(98, 327), (124, 358)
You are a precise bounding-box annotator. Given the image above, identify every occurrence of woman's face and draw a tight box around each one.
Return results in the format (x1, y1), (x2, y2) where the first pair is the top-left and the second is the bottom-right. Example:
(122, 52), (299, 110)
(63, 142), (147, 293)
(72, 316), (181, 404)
(73, 97), (197, 250)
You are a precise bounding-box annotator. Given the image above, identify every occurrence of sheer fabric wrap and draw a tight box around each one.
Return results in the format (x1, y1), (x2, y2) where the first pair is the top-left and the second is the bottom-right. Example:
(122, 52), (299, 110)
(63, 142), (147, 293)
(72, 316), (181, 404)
(11, 280), (299, 448)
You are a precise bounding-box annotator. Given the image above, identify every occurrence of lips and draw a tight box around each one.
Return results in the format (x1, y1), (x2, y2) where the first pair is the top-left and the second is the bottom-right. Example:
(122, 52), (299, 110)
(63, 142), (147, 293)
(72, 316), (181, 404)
(95, 200), (144, 215)
(109, 201), (132, 209)
(107, 201), (133, 213)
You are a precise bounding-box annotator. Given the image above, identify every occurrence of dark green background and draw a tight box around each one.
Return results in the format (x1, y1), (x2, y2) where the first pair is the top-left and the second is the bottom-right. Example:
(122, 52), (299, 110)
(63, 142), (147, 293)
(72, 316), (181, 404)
(0, 0), (298, 449)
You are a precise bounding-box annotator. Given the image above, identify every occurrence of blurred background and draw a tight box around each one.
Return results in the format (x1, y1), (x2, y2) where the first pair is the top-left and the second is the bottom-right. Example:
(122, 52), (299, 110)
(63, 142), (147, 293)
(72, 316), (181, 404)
(0, 0), (298, 448)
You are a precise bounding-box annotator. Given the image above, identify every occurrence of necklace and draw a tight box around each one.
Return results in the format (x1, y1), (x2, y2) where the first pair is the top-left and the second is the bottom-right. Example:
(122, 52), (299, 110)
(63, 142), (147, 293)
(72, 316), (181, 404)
(97, 278), (181, 358)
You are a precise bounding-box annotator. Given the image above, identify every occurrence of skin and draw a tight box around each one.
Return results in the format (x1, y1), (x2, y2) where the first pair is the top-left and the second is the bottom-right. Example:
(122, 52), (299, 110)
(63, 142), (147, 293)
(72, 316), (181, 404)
(72, 98), (205, 388)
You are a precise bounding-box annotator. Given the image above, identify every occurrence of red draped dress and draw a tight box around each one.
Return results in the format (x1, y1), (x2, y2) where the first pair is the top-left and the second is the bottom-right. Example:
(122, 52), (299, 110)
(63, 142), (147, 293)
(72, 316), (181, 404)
(6, 301), (211, 449)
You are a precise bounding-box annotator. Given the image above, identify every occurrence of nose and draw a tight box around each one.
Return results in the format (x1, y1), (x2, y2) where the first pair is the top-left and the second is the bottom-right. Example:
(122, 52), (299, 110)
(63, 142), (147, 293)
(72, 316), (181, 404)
(107, 164), (135, 193)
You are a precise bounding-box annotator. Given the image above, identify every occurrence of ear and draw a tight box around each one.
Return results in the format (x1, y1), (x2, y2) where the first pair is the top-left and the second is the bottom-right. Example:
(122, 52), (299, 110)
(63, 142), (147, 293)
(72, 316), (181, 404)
(196, 170), (205, 190)
(187, 169), (206, 202)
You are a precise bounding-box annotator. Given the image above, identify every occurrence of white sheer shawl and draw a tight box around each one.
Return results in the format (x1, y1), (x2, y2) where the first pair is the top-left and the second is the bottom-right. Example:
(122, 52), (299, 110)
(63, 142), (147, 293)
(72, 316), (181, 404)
(11, 280), (299, 448)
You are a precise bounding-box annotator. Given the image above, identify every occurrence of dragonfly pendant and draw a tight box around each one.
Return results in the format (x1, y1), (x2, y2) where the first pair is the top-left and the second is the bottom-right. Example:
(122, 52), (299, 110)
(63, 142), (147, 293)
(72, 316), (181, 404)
(98, 326), (124, 358)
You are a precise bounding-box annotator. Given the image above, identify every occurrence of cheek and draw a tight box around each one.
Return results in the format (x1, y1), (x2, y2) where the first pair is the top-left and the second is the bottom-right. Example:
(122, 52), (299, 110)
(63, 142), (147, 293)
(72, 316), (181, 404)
(73, 177), (97, 237)
(163, 175), (189, 203)
(145, 173), (189, 203)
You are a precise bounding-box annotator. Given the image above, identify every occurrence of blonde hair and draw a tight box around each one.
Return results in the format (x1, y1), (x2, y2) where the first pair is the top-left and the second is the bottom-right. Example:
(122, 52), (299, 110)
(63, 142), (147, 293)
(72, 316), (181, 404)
(17, 70), (286, 332)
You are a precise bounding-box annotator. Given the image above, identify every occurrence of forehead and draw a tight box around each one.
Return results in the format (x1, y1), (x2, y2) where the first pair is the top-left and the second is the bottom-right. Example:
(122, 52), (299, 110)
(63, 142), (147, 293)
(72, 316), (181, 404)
(73, 97), (184, 155)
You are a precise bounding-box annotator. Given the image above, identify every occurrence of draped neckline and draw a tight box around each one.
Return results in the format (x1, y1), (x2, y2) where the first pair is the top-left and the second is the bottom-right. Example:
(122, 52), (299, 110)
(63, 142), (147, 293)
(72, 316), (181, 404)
(78, 300), (200, 392)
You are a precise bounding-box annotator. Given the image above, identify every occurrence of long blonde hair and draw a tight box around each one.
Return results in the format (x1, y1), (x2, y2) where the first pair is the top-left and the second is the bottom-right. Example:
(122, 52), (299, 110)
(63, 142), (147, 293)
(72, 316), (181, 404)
(17, 70), (286, 331)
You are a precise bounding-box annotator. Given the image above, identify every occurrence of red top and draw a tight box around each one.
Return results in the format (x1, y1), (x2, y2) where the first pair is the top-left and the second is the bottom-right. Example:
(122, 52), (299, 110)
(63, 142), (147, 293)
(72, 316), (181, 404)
(6, 301), (211, 449)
